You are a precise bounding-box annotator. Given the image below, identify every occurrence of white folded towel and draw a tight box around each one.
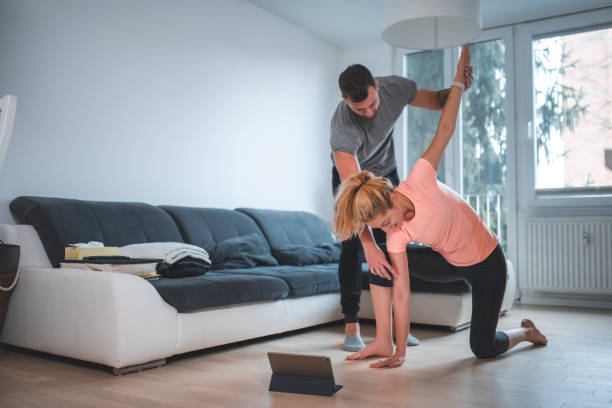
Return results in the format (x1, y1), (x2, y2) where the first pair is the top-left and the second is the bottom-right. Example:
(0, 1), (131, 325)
(119, 242), (211, 265)
(69, 241), (105, 248)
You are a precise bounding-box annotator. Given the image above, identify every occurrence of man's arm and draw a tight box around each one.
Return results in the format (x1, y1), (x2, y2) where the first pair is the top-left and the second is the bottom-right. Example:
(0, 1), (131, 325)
(333, 150), (361, 181)
(332, 151), (397, 279)
(409, 67), (473, 110)
(410, 88), (451, 111)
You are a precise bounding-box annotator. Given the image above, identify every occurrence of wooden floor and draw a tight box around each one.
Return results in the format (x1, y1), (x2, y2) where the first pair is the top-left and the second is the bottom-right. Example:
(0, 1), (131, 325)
(1, 304), (611, 408)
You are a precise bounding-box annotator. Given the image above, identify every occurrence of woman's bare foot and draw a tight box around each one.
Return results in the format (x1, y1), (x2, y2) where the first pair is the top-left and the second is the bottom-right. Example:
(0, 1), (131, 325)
(369, 353), (405, 369)
(346, 339), (393, 360)
(521, 318), (548, 345)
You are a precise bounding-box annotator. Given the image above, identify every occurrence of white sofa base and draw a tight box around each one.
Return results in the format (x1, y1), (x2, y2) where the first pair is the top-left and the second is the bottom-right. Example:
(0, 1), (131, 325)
(175, 293), (343, 355)
(1, 264), (344, 370)
(0, 225), (516, 372)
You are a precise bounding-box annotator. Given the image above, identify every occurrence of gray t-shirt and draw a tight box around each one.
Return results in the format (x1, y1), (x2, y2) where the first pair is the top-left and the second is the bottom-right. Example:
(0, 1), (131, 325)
(330, 75), (417, 176)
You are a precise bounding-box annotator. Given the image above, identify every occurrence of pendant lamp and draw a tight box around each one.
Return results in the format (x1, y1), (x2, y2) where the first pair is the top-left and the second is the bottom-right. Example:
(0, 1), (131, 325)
(382, 0), (481, 50)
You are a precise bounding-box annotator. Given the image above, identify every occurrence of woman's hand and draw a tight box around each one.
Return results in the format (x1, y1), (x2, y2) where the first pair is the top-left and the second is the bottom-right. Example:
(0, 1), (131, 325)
(363, 243), (397, 280)
(370, 353), (406, 368)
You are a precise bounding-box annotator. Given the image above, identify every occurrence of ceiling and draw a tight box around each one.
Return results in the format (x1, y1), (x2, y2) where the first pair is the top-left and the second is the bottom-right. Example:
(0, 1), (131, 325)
(246, 0), (612, 49)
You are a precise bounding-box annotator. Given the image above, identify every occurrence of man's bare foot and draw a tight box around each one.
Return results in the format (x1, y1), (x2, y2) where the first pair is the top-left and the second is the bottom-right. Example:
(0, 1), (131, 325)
(521, 318), (548, 345)
(370, 353), (405, 369)
(346, 339), (393, 360)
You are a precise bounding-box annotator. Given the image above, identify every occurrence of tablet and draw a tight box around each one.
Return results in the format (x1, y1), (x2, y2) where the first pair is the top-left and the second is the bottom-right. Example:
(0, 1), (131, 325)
(267, 352), (342, 396)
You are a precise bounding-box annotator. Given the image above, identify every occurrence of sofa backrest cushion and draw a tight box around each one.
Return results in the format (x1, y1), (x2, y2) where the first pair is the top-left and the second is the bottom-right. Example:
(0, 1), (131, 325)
(236, 208), (335, 249)
(160, 206), (267, 254)
(10, 196), (184, 267)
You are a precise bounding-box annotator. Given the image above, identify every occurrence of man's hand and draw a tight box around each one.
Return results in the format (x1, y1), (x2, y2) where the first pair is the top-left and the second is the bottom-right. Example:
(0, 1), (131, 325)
(363, 243), (397, 280)
(464, 66), (473, 90)
(455, 45), (472, 85)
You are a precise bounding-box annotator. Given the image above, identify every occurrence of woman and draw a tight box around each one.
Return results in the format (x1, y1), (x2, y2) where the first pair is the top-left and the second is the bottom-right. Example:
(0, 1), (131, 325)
(333, 46), (547, 368)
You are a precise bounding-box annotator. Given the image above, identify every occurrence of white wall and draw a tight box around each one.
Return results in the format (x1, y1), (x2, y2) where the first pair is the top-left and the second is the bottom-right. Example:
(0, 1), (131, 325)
(338, 42), (394, 77)
(0, 0), (340, 224)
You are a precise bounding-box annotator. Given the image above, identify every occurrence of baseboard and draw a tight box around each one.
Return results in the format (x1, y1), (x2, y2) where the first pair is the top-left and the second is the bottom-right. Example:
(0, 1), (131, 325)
(519, 296), (612, 310)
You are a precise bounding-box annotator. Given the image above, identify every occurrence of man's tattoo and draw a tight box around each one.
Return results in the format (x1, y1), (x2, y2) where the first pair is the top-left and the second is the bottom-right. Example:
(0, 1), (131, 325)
(437, 89), (450, 108)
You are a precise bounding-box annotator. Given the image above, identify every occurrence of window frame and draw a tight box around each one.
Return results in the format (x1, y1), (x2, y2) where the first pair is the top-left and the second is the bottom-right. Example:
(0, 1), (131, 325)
(516, 8), (612, 212)
(466, 27), (517, 267)
(395, 47), (454, 186)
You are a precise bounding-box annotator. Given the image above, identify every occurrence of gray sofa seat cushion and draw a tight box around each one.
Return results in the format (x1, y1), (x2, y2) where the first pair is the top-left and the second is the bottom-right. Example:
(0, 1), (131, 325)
(160, 206), (267, 255)
(10, 196), (183, 267)
(236, 208), (335, 249)
(215, 264), (340, 297)
(149, 272), (290, 313)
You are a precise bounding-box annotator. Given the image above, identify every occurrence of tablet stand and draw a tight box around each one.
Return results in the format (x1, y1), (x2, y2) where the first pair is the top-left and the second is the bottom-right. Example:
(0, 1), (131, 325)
(269, 373), (342, 396)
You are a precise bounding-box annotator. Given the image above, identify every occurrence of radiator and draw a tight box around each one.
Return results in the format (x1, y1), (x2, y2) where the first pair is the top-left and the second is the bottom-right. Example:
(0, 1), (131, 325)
(521, 217), (612, 295)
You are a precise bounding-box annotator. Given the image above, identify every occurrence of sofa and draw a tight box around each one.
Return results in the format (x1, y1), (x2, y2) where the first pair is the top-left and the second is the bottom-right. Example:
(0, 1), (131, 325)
(0, 196), (516, 374)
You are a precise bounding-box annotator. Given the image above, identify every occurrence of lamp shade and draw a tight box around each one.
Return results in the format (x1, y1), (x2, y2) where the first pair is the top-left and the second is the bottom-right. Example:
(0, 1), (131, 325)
(0, 95), (17, 176)
(382, 0), (481, 50)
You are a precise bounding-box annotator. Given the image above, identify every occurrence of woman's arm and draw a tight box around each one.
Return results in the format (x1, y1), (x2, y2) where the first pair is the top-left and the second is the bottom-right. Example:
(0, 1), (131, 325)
(421, 45), (471, 171)
(370, 250), (411, 368)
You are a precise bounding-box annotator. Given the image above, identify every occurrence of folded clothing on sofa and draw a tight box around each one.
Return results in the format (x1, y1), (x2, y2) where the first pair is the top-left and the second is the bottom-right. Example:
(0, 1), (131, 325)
(119, 242), (211, 265)
(119, 242), (212, 278)
(60, 257), (162, 277)
(156, 256), (211, 278)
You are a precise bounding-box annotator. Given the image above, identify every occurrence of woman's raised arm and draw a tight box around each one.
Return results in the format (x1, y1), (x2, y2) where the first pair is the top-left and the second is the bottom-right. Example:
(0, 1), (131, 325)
(421, 45), (471, 170)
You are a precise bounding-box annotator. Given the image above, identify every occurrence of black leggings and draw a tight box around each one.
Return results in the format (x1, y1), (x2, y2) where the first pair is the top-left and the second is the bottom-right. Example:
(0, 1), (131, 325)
(371, 244), (510, 359)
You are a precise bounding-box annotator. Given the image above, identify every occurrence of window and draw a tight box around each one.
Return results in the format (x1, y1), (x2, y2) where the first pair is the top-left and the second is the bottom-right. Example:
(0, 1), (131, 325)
(462, 39), (508, 248)
(404, 49), (446, 182)
(533, 26), (612, 193)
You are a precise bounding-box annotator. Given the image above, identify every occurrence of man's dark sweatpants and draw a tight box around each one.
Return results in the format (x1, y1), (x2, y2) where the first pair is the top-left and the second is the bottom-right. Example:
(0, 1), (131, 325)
(331, 166), (400, 324)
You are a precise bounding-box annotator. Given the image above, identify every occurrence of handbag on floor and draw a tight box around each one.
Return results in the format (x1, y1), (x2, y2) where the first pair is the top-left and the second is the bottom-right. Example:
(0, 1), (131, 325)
(0, 240), (20, 338)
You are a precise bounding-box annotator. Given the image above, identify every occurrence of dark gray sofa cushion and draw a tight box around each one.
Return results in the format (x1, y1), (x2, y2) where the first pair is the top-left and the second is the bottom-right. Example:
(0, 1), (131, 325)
(211, 233), (278, 270)
(271, 243), (341, 266)
(10, 196), (183, 267)
(149, 272), (290, 312)
(160, 206), (266, 254)
(236, 208), (335, 249)
(215, 264), (340, 297)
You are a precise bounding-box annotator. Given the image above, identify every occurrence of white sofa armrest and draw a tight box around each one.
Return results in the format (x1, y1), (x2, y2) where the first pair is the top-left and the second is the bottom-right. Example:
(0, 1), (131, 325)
(0, 224), (51, 268)
(1, 266), (178, 369)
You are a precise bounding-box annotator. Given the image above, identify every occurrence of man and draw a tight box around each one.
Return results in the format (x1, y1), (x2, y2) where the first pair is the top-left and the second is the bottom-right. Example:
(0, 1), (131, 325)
(330, 64), (472, 351)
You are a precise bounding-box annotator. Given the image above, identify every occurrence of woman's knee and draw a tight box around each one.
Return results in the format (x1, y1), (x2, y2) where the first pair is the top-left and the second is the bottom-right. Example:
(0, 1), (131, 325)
(470, 340), (496, 359)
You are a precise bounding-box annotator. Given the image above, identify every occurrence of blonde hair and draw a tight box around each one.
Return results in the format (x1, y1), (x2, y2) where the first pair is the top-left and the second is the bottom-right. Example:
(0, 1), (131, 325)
(333, 171), (394, 241)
